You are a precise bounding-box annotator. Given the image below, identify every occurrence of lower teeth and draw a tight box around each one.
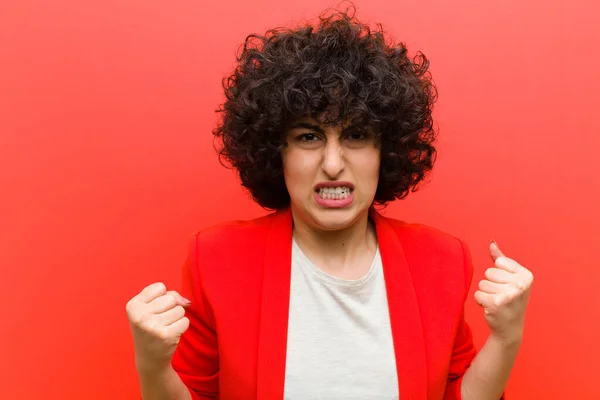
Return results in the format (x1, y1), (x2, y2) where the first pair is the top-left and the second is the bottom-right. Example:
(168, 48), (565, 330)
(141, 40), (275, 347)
(319, 192), (350, 200)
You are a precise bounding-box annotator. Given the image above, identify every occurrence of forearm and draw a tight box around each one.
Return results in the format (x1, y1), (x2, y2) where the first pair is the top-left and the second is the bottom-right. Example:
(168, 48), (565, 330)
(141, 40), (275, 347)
(137, 363), (192, 400)
(461, 335), (521, 400)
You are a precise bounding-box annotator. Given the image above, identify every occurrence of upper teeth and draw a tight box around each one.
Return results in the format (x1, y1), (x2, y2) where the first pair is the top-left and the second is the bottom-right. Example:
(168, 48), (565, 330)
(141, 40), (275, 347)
(319, 187), (351, 194)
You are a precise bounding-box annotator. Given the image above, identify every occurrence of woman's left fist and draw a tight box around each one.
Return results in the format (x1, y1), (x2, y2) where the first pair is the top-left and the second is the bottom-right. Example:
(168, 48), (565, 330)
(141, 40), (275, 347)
(474, 241), (534, 344)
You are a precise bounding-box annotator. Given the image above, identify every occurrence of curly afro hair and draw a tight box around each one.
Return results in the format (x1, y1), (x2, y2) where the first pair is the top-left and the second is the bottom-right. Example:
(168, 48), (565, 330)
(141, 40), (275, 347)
(213, 6), (438, 210)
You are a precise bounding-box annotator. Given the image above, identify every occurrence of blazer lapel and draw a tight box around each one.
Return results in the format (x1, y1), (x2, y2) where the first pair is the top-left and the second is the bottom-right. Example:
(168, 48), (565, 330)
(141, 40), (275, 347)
(372, 210), (428, 399)
(256, 208), (293, 400)
(256, 208), (428, 399)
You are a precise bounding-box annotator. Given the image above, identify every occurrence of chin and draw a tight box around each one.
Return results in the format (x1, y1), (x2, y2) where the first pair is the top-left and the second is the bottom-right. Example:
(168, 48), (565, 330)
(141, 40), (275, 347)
(309, 206), (363, 231)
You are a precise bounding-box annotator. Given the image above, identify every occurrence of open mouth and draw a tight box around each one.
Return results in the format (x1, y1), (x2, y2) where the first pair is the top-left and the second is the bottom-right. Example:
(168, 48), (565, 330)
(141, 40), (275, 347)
(315, 186), (354, 200)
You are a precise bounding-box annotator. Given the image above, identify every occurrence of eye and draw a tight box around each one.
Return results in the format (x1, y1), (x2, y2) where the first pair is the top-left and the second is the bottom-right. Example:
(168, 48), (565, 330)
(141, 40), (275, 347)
(296, 133), (320, 141)
(345, 131), (368, 141)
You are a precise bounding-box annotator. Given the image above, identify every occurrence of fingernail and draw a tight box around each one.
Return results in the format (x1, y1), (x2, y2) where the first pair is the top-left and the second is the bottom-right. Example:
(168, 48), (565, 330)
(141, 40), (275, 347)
(490, 239), (497, 246)
(182, 297), (192, 304)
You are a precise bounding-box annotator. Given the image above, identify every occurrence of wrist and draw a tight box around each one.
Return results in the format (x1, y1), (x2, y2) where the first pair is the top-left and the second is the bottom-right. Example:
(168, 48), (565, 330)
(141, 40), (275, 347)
(488, 331), (523, 348)
(135, 355), (173, 378)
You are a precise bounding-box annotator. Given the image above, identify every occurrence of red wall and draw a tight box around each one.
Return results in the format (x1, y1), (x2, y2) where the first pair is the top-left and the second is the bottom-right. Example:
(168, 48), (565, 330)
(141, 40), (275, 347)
(1, 0), (599, 398)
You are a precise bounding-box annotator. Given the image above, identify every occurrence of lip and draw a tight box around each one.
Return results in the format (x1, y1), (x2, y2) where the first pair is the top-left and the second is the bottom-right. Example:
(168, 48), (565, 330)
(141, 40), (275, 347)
(314, 181), (355, 190)
(313, 181), (355, 209)
(314, 191), (355, 208)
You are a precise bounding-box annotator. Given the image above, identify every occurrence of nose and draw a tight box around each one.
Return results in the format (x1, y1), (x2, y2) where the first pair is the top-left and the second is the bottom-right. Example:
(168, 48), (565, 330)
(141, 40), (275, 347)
(321, 139), (345, 178)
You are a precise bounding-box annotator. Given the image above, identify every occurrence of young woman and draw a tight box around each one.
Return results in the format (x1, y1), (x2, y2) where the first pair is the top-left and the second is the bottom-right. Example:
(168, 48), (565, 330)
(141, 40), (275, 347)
(126, 8), (533, 400)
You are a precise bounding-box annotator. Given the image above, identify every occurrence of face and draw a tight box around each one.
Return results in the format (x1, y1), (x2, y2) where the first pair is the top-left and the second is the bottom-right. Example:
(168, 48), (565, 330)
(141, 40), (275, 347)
(281, 116), (381, 231)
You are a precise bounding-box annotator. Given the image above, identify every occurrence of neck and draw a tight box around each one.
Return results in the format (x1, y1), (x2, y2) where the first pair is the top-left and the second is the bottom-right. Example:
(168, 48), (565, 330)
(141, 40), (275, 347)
(291, 207), (378, 274)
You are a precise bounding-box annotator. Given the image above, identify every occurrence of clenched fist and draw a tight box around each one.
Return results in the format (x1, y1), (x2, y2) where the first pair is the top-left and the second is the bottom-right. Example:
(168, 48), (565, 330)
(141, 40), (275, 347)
(126, 282), (191, 372)
(475, 241), (534, 344)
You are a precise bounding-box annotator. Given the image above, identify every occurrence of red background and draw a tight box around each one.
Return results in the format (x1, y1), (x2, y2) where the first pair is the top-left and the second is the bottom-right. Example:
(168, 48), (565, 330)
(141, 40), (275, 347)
(1, 0), (599, 398)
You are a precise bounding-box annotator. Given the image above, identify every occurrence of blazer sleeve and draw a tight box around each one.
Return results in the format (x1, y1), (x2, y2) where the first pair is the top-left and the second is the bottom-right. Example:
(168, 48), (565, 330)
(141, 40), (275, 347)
(443, 240), (506, 400)
(171, 234), (220, 400)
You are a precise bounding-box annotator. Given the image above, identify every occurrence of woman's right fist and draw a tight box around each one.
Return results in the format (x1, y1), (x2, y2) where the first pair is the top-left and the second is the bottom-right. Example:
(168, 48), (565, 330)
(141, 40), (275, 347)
(126, 282), (191, 371)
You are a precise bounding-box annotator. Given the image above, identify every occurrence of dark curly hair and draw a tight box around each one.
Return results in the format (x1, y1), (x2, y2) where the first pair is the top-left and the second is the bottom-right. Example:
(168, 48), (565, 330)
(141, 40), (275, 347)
(213, 5), (438, 210)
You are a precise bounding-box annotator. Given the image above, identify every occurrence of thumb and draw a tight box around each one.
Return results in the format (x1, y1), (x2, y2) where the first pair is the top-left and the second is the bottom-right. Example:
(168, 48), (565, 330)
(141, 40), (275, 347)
(489, 240), (505, 262)
(166, 290), (192, 307)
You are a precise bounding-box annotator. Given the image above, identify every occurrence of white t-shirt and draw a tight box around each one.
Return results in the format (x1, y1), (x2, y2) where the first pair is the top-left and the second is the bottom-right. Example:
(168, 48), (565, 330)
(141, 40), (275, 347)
(283, 238), (399, 399)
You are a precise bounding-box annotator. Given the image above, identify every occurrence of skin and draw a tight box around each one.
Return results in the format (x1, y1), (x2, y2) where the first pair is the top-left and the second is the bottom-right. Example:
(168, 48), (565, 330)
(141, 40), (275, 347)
(281, 115), (535, 399)
(126, 283), (192, 400)
(281, 115), (381, 279)
(125, 117), (533, 400)
(461, 241), (534, 400)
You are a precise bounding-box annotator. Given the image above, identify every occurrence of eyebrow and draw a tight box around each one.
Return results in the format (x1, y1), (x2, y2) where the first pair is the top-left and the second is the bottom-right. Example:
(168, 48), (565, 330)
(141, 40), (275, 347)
(288, 122), (325, 134)
(287, 121), (371, 135)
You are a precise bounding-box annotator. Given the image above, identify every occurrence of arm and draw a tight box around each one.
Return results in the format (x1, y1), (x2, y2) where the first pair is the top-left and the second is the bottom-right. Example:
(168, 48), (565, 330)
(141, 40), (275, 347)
(442, 310), (480, 400)
(462, 239), (533, 399)
(170, 234), (220, 399)
(460, 336), (520, 400)
(443, 240), (510, 400)
(137, 363), (192, 400)
(128, 235), (218, 400)
(129, 286), (197, 400)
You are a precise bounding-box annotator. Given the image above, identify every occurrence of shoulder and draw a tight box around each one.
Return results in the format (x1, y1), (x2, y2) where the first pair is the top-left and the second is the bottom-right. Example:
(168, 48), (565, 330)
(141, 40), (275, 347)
(182, 212), (278, 296)
(379, 214), (468, 256)
(189, 211), (276, 254)
(377, 214), (473, 291)
(185, 210), (288, 278)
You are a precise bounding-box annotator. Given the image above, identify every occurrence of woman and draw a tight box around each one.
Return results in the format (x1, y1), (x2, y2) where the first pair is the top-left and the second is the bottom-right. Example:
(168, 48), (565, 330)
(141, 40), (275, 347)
(126, 8), (533, 400)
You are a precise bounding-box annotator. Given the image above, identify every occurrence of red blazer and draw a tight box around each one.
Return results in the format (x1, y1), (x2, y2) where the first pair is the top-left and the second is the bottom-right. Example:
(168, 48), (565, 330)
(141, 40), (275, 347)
(172, 208), (486, 400)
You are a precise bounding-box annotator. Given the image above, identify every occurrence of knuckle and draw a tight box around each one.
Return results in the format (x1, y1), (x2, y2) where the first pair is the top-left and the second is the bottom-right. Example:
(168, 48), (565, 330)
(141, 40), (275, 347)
(154, 282), (167, 293)
(527, 271), (534, 282)
(474, 293), (484, 304)
(155, 328), (172, 341)
(125, 298), (136, 314)
(495, 256), (507, 267)
(161, 294), (177, 308)
(126, 304), (145, 324)
(181, 316), (190, 329)
(135, 311), (152, 326)
(166, 291), (180, 303)
(493, 296), (503, 307)
(129, 313), (143, 326)
(175, 305), (186, 317)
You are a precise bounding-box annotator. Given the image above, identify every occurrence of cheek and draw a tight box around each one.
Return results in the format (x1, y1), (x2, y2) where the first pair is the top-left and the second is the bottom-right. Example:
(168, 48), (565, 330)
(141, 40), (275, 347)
(371, 154), (381, 177)
(282, 152), (316, 190)
(369, 163), (381, 193)
(351, 156), (380, 201)
(358, 150), (381, 187)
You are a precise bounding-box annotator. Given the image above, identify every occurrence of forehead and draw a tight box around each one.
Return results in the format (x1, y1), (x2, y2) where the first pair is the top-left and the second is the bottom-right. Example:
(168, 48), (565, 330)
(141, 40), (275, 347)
(285, 114), (369, 131)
